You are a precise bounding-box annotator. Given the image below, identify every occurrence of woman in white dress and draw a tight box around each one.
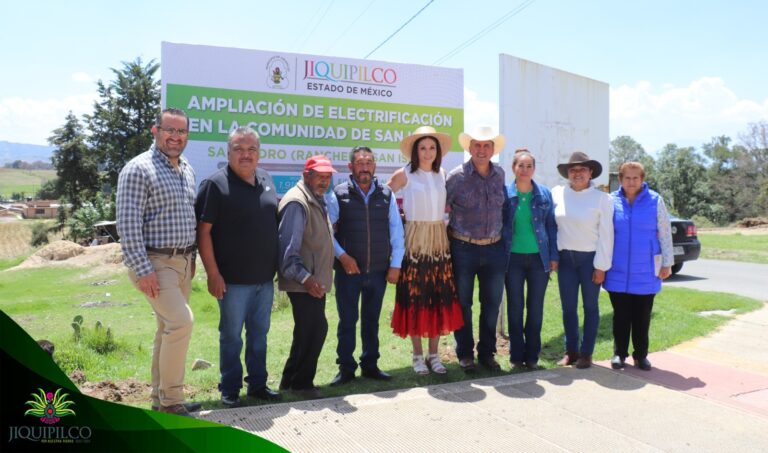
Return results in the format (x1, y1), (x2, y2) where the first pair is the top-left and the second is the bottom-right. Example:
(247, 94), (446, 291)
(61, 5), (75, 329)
(387, 126), (463, 375)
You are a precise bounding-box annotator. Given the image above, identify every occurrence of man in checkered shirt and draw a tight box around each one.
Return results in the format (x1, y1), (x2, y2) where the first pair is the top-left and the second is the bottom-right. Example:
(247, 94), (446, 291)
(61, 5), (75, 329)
(117, 108), (200, 417)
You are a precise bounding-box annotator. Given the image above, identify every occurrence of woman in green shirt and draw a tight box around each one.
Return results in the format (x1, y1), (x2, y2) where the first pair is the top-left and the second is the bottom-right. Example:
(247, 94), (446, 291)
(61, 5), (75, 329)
(502, 149), (559, 370)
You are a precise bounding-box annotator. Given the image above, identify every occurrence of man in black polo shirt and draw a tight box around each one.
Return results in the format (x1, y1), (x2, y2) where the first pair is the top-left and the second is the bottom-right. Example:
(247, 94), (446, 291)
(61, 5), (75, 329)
(196, 126), (281, 407)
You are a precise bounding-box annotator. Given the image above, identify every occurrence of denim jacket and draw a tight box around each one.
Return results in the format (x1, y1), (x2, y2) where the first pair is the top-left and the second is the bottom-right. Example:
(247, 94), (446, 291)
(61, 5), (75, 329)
(502, 179), (559, 271)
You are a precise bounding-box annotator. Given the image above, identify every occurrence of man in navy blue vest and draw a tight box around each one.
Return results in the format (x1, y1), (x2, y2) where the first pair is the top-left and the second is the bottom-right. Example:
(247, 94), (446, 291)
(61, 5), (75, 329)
(326, 146), (405, 386)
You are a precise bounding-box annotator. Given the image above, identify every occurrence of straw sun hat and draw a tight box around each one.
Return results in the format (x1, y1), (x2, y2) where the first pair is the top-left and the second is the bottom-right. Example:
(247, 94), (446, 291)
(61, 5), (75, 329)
(399, 126), (452, 161)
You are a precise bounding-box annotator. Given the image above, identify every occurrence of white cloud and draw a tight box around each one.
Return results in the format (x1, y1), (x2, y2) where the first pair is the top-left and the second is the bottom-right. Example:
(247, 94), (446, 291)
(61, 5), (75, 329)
(463, 87), (499, 133)
(71, 72), (93, 83)
(610, 77), (768, 153)
(0, 94), (98, 145)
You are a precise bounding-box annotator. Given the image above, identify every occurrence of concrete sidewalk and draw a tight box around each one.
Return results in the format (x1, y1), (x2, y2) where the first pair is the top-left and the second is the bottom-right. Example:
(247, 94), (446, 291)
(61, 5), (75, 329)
(198, 305), (768, 452)
(198, 260), (768, 452)
(199, 363), (768, 452)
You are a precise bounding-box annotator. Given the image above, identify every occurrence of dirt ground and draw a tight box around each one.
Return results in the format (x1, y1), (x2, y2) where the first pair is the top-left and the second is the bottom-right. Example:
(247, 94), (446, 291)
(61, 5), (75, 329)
(76, 375), (153, 405)
(11, 240), (124, 273)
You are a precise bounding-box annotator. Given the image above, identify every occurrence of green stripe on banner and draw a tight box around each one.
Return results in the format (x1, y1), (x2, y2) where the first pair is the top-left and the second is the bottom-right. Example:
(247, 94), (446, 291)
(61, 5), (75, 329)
(0, 310), (285, 452)
(166, 84), (464, 150)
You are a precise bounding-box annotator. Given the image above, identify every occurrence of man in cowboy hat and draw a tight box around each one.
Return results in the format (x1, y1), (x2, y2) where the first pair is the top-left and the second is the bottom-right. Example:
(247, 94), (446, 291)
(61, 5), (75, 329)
(446, 126), (508, 373)
(277, 155), (337, 399)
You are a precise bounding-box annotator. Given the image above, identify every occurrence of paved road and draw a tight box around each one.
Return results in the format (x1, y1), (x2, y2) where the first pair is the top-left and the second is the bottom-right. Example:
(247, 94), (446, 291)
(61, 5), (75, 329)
(664, 258), (768, 302)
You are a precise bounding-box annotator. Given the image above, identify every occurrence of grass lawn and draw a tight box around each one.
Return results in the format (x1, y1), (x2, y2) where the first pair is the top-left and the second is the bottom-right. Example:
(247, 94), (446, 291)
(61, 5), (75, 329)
(0, 261), (761, 410)
(0, 168), (56, 198)
(698, 231), (768, 264)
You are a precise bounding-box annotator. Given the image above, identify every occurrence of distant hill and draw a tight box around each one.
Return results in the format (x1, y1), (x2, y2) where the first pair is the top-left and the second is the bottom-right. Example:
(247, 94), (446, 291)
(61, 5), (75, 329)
(0, 141), (54, 166)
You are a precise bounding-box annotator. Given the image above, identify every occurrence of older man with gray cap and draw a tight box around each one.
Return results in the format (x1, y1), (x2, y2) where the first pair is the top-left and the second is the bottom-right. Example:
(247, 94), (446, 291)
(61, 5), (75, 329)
(446, 126), (507, 373)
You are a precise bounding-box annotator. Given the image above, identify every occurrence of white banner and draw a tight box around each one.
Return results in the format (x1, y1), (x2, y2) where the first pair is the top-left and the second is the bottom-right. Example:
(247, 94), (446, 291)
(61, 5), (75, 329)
(161, 42), (464, 194)
(499, 54), (609, 188)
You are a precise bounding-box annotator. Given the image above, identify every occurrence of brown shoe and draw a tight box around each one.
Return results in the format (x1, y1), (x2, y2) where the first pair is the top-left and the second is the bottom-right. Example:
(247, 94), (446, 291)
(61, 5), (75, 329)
(525, 362), (543, 371)
(459, 357), (477, 373)
(158, 404), (192, 417)
(575, 355), (593, 369)
(557, 351), (580, 366)
(478, 356), (502, 372)
(151, 402), (202, 412)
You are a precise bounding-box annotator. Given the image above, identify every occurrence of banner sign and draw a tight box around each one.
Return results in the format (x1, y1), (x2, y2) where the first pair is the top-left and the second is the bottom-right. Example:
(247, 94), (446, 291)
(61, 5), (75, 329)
(161, 42), (464, 194)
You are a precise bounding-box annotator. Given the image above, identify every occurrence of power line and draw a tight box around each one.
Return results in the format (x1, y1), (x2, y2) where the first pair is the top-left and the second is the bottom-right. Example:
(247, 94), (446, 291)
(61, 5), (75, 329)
(364, 0), (434, 60)
(433, 0), (537, 66)
(325, 0), (378, 55)
(297, 0), (336, 52)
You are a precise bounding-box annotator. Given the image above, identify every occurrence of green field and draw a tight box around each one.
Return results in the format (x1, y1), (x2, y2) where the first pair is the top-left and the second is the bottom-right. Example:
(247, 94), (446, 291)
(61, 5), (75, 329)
(0, 168), (56, 198)
(699, 231), (768, 264)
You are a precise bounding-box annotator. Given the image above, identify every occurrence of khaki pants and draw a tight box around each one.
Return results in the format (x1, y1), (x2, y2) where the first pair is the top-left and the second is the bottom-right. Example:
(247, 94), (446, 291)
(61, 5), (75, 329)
(130, 252), (194, 407)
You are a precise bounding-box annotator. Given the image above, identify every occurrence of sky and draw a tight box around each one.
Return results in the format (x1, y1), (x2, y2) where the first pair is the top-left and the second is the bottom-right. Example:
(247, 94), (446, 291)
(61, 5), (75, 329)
(1, 0), (766, 155)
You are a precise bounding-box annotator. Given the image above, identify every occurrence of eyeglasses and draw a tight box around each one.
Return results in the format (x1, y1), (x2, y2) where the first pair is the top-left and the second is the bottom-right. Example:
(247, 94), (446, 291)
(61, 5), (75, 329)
(157, 127), (189, 136)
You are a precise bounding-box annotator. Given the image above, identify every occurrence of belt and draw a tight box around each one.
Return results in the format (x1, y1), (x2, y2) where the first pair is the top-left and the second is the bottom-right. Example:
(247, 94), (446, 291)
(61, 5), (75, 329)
(448, 229), (501, 246)
(147, 246), (196, 256)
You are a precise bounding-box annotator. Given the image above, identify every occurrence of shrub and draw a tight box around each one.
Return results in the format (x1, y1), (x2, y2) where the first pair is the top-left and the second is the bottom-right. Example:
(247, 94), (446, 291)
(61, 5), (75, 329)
(30, 222), (50, 247)
(66, 193), (114, 243)
(71, 315), (119, 354)
(690, 215), (716, 228)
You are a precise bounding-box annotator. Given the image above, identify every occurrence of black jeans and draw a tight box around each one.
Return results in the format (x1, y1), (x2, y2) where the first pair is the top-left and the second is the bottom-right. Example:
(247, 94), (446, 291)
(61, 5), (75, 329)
(281, 292), (328, 390)
(608, 292), (655, 360)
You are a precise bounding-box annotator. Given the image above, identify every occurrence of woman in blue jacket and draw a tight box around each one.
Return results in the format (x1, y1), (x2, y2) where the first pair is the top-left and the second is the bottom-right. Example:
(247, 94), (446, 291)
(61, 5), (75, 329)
(502, 149), (558, 370)
(603, 162), (674, 371)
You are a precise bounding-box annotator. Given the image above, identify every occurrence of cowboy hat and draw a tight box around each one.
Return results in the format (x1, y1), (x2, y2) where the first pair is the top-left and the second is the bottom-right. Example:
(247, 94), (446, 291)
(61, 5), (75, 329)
(399, 126), (452, 161)
(458, 126), (505, 155)
(557, 151), (603, 179)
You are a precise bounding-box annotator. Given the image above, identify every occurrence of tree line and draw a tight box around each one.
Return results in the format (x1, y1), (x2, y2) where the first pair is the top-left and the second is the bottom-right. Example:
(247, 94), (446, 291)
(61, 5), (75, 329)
(609, 127), (768, 225)
(42, 57), (767, 234)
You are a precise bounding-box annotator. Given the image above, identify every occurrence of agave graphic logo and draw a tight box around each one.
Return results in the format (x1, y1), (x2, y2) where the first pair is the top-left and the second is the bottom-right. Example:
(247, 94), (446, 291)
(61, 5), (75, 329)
(8, 388), (91, 444)
(25, 388), (76, 425)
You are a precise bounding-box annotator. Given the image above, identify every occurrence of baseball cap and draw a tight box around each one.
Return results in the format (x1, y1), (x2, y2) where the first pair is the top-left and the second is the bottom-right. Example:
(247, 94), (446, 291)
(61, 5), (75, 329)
(304, 155), (337, 173)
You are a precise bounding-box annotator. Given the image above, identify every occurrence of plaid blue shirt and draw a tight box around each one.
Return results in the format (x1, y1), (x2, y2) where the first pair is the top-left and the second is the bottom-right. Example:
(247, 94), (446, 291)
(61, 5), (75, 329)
(117, 145), (197, 277)
(446, 160), (506, 239)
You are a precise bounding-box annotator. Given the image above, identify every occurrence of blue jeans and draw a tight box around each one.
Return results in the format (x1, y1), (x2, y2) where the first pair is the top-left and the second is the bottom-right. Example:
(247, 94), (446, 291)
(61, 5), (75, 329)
(451, 239), (507, 360)
(217, 282), (274, 397)
(334, 270), (387, 372)
(505, 253), (550, 364)
(557, 250), (600, 355)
